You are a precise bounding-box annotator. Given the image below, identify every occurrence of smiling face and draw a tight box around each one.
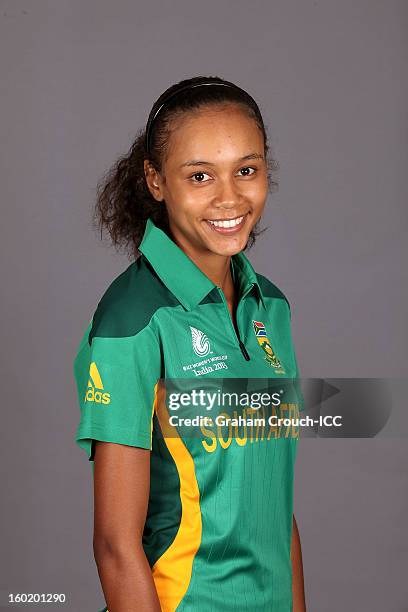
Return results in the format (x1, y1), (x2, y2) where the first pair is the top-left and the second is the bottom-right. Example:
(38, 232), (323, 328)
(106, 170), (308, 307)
(144, 104), (269, 258)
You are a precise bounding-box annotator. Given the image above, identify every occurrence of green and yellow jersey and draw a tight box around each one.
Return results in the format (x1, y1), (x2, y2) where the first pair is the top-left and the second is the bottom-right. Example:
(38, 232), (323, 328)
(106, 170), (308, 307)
(73, 218), (304, 612)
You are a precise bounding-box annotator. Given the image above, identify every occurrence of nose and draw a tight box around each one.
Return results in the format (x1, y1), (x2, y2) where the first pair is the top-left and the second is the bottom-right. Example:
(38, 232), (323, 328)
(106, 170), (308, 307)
(212, 176), (241, 209)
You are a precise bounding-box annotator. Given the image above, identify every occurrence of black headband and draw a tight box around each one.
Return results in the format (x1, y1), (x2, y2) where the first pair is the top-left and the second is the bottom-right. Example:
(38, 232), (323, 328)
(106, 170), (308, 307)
(144, 81), (259, 156)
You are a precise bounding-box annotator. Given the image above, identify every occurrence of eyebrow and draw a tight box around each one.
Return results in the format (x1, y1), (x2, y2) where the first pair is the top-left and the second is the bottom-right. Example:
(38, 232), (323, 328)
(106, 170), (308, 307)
(179, 153), (265, 169)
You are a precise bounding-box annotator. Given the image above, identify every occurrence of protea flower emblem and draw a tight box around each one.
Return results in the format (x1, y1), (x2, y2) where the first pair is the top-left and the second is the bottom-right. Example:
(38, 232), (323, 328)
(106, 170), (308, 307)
(252, 320), (285, 372)
(190, 326), (211, 357)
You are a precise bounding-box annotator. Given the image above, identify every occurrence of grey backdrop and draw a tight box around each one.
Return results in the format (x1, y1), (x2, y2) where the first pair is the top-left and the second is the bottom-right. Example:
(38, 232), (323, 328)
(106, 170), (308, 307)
(1, 0), (407, 610)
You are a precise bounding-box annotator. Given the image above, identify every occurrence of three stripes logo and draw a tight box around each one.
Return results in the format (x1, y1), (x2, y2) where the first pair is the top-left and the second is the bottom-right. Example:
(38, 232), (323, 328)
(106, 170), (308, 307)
(252, 320), (285, 373)
(84, 362), (111, 405)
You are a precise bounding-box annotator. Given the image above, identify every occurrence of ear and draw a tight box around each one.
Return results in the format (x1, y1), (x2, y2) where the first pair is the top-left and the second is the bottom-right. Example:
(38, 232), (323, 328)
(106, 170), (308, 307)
(144, 160), (165, 202)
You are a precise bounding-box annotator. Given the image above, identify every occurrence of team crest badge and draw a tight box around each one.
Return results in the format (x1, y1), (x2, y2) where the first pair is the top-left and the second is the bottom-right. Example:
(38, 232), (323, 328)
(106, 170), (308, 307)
(252, 320), (285, 373)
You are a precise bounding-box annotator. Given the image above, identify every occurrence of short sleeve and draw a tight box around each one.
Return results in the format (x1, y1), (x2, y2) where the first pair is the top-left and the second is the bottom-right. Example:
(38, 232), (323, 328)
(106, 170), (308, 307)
(73, 320), (161, 461)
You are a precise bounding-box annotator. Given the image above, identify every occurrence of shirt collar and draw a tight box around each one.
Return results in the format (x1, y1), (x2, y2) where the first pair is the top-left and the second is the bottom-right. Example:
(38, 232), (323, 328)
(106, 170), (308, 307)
(139, 218), (266, 311)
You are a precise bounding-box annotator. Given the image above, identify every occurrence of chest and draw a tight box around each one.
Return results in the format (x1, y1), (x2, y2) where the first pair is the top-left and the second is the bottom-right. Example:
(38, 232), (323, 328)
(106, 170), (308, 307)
(155, 291), (297, 379)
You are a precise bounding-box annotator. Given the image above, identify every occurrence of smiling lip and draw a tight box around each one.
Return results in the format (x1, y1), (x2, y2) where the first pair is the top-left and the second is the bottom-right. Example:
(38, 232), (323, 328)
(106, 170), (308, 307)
(205, 213), (248, 234)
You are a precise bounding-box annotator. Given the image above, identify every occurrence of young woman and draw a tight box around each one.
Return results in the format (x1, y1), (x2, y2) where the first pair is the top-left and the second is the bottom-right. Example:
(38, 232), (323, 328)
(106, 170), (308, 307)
(74, 76), (306, 612)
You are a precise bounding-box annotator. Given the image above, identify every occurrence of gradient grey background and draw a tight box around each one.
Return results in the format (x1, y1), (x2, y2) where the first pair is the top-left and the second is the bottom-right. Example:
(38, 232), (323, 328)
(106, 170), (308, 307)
(1, 0), (407, 610)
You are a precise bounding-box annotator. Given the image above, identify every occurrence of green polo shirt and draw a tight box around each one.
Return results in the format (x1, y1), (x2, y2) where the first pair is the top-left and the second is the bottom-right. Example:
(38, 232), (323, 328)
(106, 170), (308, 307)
(73, 218), (304, 612)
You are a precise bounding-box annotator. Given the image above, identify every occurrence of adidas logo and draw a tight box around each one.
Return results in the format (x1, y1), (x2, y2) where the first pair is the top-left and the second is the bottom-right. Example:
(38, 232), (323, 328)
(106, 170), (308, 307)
(84, 362), (111, 405)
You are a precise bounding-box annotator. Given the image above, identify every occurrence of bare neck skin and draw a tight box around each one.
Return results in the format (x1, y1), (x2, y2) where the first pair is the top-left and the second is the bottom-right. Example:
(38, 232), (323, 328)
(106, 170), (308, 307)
(199, 252), (238, 325)
(171, 232), (234, 301)
(171, 232), (237, 319)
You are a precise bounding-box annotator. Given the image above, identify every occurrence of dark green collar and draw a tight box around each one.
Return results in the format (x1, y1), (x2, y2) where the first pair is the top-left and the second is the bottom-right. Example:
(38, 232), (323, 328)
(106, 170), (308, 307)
(139, 218), (266, 311)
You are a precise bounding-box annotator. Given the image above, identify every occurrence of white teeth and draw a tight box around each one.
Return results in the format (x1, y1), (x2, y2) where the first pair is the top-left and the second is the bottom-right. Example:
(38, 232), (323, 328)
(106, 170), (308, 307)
(208, 216), (244, 228)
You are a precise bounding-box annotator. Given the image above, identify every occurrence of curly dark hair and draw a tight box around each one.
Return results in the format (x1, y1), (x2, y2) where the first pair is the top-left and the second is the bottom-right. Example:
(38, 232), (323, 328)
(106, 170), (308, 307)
(94, 75), (279, 260)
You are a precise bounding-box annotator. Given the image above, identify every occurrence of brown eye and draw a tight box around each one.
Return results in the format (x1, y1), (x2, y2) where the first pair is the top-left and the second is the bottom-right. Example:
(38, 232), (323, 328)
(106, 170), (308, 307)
(239, 167), (256, 176)
(190, 172), (210, 183)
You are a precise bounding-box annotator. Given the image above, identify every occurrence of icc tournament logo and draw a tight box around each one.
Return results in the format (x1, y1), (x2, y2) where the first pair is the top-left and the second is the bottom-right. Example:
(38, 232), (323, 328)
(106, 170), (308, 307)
(252, 320), (285, 373)
(190, 326), (211, 357)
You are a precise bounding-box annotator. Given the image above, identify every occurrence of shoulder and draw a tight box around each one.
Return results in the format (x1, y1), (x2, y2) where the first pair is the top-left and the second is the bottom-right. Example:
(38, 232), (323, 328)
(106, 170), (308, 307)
(89, 255), (179, 341)
(255, 272), (291, 314)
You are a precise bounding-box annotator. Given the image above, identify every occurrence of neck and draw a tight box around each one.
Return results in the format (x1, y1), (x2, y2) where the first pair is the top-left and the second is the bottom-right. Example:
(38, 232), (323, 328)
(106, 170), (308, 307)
(170, 232), (235, 299)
